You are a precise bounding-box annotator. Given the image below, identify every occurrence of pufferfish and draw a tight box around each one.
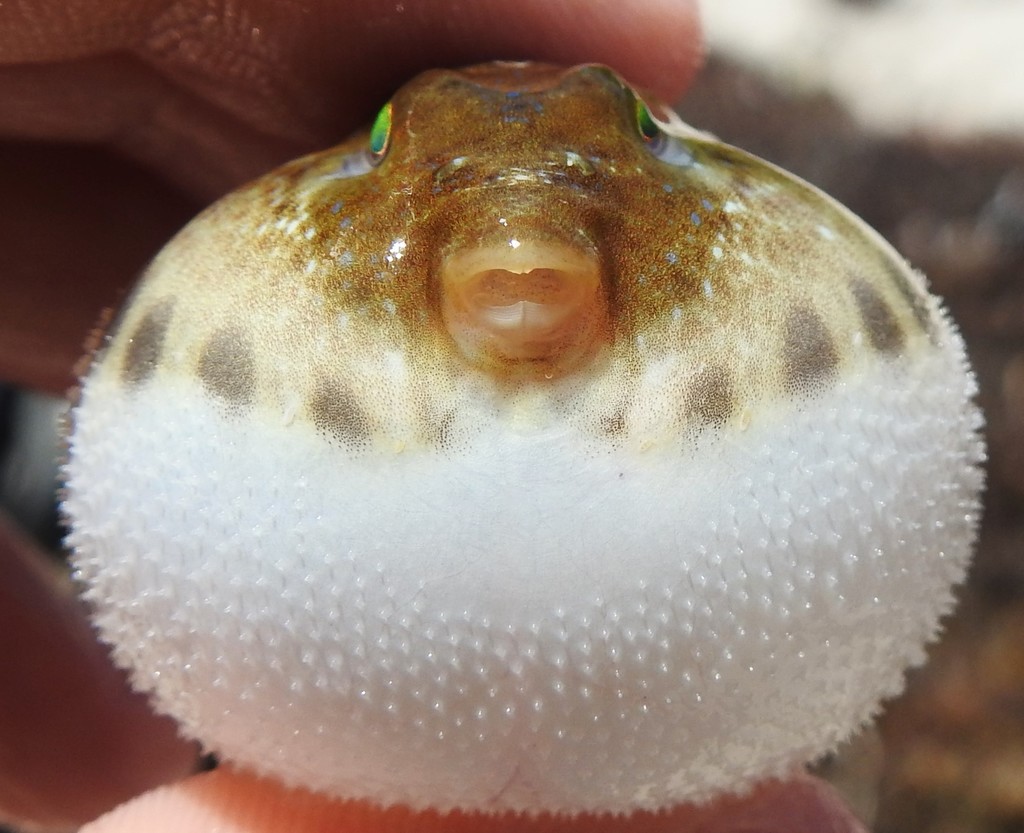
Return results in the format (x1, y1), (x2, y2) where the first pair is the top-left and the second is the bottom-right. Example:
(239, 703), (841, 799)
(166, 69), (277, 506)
(62, 62), (985, 812)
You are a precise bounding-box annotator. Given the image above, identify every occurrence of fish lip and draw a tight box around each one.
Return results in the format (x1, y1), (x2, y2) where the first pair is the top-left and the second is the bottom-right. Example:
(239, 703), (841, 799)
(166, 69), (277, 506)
(438, 237), (608, 374)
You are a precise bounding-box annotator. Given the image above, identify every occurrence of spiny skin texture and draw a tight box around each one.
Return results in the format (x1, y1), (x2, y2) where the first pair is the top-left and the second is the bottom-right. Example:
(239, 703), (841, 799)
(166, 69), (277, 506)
(63, 63), (985, 812)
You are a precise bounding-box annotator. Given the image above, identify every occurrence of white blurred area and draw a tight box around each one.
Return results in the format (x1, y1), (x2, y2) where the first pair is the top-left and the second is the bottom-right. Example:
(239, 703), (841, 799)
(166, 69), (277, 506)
(701, 0), (1024, 141)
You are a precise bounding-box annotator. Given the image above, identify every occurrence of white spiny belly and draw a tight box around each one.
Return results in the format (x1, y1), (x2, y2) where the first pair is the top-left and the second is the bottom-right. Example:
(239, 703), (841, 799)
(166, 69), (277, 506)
(64, 339), (982, 811)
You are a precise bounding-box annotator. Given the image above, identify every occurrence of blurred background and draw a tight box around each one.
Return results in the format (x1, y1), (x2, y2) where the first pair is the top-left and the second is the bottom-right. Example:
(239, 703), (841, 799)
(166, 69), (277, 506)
(2, 0), (1022, 830)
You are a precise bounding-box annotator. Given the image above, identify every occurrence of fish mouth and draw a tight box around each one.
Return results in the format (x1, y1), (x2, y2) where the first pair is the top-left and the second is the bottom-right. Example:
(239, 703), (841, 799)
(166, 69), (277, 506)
(439, 236), (608, 376)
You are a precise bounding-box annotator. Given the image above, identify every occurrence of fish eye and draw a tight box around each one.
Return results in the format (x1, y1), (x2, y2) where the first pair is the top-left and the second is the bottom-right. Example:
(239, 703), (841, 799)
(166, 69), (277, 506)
(369, 101), (393, 161)
(635, 98), (662, 144)
(634, 97), (694, 169)
(323, 101), (393, 180)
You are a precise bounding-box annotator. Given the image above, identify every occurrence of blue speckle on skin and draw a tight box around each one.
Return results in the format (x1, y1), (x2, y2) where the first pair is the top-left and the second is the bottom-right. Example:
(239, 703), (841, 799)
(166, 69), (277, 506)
(330, 201), (344, 214)
(701, 198), (713, 211)
(501, 92), (543, 124)
(666, 251), (679, 265)
(662, 183), (674, 193)
(690, 212), (702, 226)
(339, 217), (353, 229)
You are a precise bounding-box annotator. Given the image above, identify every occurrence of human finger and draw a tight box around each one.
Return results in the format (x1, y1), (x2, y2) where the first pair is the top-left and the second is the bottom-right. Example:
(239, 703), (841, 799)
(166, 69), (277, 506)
(81, 765), (867, 833)
(0, 511), (200, 831)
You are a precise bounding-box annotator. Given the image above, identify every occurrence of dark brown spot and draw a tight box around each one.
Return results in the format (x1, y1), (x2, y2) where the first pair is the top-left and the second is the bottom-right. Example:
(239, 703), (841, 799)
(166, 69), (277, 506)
(308, 381), (372, 447)
(783, 306), (839, 394)
(431, 410), (457, 448)
(850, 278), (904, 354)
(600, 411), (626, 436)
(198, 329), (256, 406)
(684, 365), (735, 426)
(121, 301), (174, 386)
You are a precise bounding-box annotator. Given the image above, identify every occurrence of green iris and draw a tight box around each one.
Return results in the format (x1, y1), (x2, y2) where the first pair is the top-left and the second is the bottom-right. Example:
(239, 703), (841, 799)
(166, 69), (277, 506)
(369, 101), (393, 159)
(635, 98), (661, 143)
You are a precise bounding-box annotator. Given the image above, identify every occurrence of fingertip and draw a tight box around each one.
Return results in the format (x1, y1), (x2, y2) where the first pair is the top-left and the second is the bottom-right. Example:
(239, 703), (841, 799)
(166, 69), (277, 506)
(290, 0), (704, 139)
(81, 767), (867, 833)
(79, 769), (281, 833)
(0, 512), (199, 829)
(569, 0), (705, 103)
(479, 0), (705, 104)
(80, 768), (427, 833)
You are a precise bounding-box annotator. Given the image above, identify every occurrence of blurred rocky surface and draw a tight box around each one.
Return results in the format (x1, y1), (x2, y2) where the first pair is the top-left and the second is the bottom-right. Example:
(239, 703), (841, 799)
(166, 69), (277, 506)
(677, 40), (1024, 833)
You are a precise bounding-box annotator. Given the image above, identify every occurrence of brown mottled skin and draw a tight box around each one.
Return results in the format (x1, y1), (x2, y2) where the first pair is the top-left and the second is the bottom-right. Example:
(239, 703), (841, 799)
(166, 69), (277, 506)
(107, 62), (931, 450)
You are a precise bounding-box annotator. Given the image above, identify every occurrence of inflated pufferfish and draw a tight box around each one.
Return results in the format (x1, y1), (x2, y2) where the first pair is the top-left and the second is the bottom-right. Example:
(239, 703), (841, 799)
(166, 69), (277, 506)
(63, 62), (984, 812)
